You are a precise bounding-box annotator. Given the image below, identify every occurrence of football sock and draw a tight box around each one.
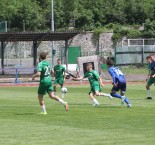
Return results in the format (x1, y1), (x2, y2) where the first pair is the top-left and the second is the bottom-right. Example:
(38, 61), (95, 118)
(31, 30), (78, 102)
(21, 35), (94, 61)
(41, 104), (46, 113)
(92, 98), (99, 105)
(124, 96), (130, 105)
(111, 93), (122, 99)
(61, 93), (64, 98)
(58, 98), (66, 105)
(99, 93), (108, 97)
(147, 90), (151, 97)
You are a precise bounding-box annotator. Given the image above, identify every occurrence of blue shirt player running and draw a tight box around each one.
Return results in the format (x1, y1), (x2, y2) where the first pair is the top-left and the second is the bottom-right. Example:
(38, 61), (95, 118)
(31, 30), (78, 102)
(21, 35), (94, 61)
(106, 59), (132, 108)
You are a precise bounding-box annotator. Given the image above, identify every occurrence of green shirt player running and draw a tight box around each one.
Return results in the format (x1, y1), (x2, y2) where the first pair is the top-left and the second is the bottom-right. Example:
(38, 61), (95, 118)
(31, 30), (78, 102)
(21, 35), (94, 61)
(54, 59), (66, 97)
(146, 54), (155, 100)
(32, 52), (69, 114)
(73, 63), (112, 106)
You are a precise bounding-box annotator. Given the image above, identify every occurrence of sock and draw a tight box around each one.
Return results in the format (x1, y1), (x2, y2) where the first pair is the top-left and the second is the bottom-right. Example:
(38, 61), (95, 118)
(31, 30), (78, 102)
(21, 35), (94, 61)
(92, 98), (99, 105)
(124, 96), (130, 105)
(61, 93), (64, 98)
(147, 90), (151, 97)
(111, 93), (122, 99)
(100, 93), (109, 97)
(41, 104), (46, 113)
(58, 98), (66, 105)
(121, 95), (130, 105)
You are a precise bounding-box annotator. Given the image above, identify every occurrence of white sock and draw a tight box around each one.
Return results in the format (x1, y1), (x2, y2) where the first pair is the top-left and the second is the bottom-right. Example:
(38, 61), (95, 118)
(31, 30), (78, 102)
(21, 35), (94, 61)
(147, 90), (151, 97)
(41, 104), (46, 112)
(92, 98), (99, 105)
(100, 93), (109, 97)
(61, 93), (64, 98)
(58, 98), (66, 105)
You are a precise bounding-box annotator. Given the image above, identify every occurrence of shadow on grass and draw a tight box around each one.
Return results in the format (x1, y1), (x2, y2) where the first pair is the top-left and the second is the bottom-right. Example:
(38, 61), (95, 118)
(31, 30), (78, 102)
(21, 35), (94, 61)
(14, 112), (36, 115)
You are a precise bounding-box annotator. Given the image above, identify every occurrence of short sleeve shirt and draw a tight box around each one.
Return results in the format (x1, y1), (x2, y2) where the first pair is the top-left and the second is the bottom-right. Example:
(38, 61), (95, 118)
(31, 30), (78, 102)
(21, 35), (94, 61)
(54, 65), (66, 79)
(37, 60), (52, 86)
(84, 70), (100, 86)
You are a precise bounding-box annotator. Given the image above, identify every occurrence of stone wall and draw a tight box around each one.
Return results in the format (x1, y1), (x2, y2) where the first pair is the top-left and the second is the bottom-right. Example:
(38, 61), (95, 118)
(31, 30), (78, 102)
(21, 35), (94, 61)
(71, 32), (114, 57)
(0, 32), (114, 67)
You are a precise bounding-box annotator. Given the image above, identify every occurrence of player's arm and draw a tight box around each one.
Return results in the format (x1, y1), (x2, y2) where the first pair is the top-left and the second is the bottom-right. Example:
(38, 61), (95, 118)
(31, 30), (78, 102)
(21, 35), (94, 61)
(63, 67), (66, 81)
(99, 77), (104, 87)
(108, 68), (117, 86)
(73, 76), (83, 81)
(32, 72), (41, 80)
(151, 62), (155, 78)
(147, 69), (151, 80)
(93, 71), (104, 87)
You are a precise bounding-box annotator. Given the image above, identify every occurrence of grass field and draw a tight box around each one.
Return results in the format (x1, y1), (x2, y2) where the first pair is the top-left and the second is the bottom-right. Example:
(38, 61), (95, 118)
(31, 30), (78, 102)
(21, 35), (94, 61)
(0, 84), (155, 145)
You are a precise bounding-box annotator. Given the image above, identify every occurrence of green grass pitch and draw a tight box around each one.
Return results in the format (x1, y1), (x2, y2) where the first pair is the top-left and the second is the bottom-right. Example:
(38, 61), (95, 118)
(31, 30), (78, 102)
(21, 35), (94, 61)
(0, 84), (155, 145)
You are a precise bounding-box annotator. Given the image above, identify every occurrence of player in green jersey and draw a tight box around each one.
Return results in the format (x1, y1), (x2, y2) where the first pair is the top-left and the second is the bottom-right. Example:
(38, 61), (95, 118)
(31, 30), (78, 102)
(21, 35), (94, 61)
(146, 54), (155, 99)
(32, 52), (69, 114)
(53, 59), (66, 97)
(73, 63), (112, 106)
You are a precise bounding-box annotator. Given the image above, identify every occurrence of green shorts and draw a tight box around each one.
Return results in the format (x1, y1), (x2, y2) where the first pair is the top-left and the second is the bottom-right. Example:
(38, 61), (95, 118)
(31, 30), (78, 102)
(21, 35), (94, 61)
(54, 77), (64, 86)
(89, 84), (101, 94)
(38, 85), (53, 95)
(147, 77), (155, 86)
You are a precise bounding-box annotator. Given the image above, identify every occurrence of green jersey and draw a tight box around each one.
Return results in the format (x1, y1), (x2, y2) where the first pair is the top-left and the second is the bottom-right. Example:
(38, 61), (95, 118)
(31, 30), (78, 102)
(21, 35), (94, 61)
(148, 63), (151, 70)
(37, 60), (52, 86)
(84, 70), (100, 86)
(54, 65), (65, 79)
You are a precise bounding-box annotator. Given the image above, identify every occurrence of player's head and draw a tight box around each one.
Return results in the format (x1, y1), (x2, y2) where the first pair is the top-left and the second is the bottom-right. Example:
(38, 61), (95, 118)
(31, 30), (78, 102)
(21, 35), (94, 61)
(39, 52), (47, 60)
(106, 59), (114, 67)
(146, 56), (151, 63)
(57, 59), (61, 65)
(150, 54), (155, 61)
(86, 63), (93, 71)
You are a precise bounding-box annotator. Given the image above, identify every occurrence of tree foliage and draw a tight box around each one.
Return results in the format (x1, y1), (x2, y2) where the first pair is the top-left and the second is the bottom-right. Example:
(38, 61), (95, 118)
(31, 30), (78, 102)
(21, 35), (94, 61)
(0, 0), (155, 33)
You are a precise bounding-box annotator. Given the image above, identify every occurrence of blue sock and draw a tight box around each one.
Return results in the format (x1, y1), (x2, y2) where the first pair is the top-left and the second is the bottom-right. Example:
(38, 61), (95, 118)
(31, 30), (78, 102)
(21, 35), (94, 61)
(111, 93), (130, 105)
(111, 93), (122, 99)
(124, 97), (130, 105)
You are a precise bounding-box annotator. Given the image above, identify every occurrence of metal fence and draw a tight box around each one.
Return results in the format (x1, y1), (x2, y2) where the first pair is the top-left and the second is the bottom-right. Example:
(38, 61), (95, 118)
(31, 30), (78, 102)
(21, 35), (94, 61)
(115, 45), (155, 65)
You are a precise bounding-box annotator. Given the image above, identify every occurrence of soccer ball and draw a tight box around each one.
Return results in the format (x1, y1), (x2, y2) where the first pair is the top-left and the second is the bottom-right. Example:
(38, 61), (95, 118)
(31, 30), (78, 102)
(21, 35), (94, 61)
(61, 87), (67, 93)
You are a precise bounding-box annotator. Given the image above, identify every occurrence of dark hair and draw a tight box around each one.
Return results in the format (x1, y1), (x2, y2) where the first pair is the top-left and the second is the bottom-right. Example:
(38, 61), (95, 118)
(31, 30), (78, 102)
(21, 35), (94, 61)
(57, 59), (61, 61)
(86, 62), (93, 67)
(106, 59), (114, 66)
(146, 56), (150, 60)
(39, 52), (47, 60)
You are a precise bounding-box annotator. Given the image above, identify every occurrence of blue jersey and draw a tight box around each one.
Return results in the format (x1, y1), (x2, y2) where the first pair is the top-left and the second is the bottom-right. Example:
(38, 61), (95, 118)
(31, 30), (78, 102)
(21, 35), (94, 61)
(108, 66), (126, 84)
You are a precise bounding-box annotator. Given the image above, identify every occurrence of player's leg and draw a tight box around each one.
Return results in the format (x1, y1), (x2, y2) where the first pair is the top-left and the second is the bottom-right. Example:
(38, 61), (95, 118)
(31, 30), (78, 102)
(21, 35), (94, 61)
(120, 91), (131, 107)
(95, 86), (113, 99)
(110, 85), (122, 99)
(53, 79), (58, 94)
(38, 86), (47, 114)
(95, 90), (113, 99)
(89, 92), (100, 106)
(47, 85), (69, 111)
(59, 78), (65, 98)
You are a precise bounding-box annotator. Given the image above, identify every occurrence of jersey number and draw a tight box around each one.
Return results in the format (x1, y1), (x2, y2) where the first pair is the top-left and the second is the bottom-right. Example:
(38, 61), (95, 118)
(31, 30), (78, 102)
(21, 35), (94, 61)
(45, 66), (50, 76)
(114, 68), (123, 76)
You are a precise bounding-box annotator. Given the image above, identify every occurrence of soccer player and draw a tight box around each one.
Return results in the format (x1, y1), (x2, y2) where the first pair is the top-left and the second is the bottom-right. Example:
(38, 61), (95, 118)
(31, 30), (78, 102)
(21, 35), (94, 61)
(73, 62), (112, 106)
(146, 54), (155, 99)
(32, 52), (69, 114)
(53, 59), (66, 97)
(106, 59), (131, 108)
(145, 55), (152, 99)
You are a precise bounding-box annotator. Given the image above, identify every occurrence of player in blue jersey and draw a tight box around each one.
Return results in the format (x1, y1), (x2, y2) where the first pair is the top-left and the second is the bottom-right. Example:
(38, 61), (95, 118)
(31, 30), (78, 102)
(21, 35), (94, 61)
(106, 60), (132, 108)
